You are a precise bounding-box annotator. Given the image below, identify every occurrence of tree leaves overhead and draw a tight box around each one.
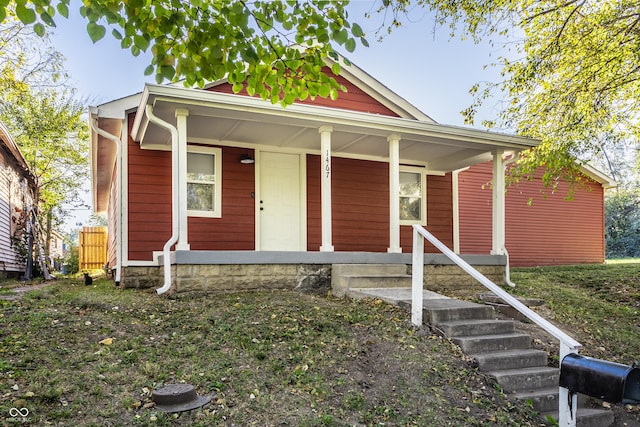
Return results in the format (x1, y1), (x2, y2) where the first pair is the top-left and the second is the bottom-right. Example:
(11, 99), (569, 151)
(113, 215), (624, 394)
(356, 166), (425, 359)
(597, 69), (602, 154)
(383, 0), (640, 188)
(2, 0), (369, 106)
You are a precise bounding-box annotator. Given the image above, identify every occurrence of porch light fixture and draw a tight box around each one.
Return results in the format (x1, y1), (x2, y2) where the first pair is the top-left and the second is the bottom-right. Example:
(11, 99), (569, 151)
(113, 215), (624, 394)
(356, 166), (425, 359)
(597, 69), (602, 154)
(239, 153), (255, 164)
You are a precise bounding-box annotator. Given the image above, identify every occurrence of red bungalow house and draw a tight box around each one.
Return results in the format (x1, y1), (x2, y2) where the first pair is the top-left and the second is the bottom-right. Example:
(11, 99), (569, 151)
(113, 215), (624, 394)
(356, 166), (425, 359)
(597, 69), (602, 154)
(90, 56), (541, 295)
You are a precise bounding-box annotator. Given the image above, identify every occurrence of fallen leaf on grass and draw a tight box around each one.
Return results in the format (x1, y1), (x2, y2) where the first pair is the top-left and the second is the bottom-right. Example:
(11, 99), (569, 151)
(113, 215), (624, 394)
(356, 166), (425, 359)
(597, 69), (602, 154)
(99, 337), (114, 345)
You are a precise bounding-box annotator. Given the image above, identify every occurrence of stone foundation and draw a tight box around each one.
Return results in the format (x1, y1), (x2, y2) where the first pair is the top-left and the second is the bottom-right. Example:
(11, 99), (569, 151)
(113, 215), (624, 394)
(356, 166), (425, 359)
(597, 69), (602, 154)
(121, 264), (331, 296)
(121, 262), (504, 298)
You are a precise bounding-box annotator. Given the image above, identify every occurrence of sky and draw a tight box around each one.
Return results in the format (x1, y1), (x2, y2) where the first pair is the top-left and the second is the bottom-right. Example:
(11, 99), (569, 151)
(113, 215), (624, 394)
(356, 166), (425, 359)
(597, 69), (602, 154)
(48, 1), (511, 231)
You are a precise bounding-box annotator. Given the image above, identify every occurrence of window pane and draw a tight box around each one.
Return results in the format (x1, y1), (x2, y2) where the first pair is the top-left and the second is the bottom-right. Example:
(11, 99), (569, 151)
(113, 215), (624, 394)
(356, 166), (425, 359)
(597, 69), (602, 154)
(187, 183), (214, 211)
(400, 172), (421, 197)
(400, 197), (421, 221)
(187, 153), (215, 182)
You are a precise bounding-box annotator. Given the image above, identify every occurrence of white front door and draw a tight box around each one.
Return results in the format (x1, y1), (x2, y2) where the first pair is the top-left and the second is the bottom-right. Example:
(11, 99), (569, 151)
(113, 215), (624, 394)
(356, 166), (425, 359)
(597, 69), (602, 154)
(259, 152), (303, 251)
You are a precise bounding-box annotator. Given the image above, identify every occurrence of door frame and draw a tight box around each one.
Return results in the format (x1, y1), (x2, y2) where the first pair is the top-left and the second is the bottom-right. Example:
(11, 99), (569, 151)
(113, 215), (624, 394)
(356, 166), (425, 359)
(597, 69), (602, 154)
(254, 149), (307, 251)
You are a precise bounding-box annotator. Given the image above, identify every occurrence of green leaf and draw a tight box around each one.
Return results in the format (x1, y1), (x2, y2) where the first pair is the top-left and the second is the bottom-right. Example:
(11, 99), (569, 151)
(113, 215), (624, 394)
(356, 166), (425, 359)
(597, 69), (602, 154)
(160, 65), (175, 80)
(0, 7), (5, 23)
(16, 4), (36, 25)
(33, 23), (45, 37)
(331, 62), (340, 75)
(144, 65), (154, 76)
(351, 23), (363, 37)
(134, 35), (150, 51)
(57, 2), (69, 18)
(360, 37), (369, 48)
(40, 12), (55, 27)
(121, 36), (133, 49)
(87, 22), (106, 43)
(345, 37), (356, 53)
(333, 28), (348, 45)
(318, 83), (330, 98)
(112, 29), (123, 40)
(283, 92), (295, 105)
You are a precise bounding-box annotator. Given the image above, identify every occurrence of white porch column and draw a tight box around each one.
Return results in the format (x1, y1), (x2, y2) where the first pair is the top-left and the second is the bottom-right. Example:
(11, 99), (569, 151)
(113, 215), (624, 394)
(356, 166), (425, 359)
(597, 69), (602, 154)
(388, 134), (402, 253)
(176, 108), (190, 251)
(452, 169), (461, 254)
(491, 149), (505, 255)
(319, 126), (334, 252)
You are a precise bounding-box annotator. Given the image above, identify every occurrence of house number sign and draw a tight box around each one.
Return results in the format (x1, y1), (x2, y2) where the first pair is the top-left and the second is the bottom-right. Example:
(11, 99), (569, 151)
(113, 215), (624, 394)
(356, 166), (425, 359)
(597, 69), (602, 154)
(324, 149), (331, 178)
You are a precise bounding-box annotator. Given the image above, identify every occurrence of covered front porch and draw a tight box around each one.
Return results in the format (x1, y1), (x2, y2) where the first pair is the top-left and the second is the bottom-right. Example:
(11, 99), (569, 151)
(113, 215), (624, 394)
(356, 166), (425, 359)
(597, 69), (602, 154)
(90, 67), (537, 294)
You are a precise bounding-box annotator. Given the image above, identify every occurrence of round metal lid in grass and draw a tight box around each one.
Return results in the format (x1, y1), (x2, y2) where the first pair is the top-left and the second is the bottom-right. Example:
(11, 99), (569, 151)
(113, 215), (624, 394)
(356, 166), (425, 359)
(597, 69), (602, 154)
(151, 383), (213, 413)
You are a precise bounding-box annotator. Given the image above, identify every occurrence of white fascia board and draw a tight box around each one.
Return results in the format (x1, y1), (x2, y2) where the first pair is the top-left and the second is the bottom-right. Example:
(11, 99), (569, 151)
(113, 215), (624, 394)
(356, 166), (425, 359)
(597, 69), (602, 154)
(131, 86), (152, 141)
(581, 164), (617, 189)
(92, 93), (142, 119)
(138, 83), (539, 150)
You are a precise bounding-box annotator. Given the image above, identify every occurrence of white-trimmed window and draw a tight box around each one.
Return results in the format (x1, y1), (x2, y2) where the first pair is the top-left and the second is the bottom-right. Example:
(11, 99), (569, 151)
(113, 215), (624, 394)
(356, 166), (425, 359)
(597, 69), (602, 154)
(187, 146), (222, 218)
(399, 166), (426, 225)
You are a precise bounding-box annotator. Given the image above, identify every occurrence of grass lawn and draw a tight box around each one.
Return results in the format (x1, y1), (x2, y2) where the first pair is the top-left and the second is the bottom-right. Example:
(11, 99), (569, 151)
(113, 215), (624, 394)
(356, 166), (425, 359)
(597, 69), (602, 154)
(0, 279), (540, 427)
(1, 261), (638, 426)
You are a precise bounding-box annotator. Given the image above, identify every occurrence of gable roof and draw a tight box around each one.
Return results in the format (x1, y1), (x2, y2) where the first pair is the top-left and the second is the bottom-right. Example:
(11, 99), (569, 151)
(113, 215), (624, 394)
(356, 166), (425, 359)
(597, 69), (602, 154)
(91, 55), (538, 213)
(201, 55), (435, 122)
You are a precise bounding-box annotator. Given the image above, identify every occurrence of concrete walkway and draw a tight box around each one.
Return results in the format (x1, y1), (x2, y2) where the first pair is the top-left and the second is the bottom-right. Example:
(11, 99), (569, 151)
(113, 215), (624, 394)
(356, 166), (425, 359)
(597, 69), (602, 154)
(0, 281), (55, 300)
(349, 287), (450, 305)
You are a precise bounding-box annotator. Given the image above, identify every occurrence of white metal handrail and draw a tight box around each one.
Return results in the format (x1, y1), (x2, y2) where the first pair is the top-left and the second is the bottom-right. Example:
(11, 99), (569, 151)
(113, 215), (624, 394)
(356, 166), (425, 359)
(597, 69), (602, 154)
(411, 225), (581, 427)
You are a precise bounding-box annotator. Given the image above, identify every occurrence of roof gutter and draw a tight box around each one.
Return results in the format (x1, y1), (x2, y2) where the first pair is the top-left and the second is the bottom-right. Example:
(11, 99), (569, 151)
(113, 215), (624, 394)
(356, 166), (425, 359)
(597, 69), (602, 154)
(132, 84), (539, 150)
(89, 114), (122, 285)
(144, 104), (179, 295)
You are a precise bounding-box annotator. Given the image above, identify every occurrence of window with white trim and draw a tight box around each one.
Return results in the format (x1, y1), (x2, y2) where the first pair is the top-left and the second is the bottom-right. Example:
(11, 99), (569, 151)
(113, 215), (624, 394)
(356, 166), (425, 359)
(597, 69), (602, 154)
(399, 167), (426, 225)
(187, 146), (222, 218)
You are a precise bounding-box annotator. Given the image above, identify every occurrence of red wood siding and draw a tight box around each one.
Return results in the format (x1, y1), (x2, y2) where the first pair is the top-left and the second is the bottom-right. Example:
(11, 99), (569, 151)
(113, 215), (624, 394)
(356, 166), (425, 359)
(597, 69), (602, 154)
(127, 113), (172, 261)
(307, 155), (389, 251)
(307, 156), (454, 252)
(458, 162), (606, 266)
(403, 174), (454, 251)
(208, 67), (400, 117)
(458, 163), (492, 255)
(187, 146), (255, 250)
(127, 114), (256, 260)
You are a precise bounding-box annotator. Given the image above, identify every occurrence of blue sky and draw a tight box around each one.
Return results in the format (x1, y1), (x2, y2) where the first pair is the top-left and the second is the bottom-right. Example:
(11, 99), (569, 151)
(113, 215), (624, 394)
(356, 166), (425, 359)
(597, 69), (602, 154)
(49, 1), (509, 230)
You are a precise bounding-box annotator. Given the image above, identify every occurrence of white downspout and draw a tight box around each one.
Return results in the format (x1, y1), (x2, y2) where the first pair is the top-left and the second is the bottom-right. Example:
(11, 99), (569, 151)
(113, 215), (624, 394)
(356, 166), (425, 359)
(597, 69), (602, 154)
(145, 105), (179, 295)
(90, 117), (122, 285)
(501, 152), (521, 288)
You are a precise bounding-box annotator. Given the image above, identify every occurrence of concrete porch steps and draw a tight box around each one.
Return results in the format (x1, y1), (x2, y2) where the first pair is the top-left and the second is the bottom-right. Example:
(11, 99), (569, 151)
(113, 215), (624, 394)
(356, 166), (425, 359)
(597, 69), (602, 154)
(426, 298), (613, 426)
(425, 298), (614, 426)
(332, 264), (411, 297)
(334, 266), (614, 427)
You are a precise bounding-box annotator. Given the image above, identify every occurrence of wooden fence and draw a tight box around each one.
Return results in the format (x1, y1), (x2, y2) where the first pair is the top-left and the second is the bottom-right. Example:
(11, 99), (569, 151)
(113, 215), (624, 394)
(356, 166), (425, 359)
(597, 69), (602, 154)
(79, 226), (107, 271)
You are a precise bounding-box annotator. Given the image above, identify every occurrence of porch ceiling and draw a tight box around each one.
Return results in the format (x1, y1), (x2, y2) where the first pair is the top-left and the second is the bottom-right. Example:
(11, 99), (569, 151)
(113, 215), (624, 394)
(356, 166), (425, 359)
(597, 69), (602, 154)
(133, 84), (538, 172)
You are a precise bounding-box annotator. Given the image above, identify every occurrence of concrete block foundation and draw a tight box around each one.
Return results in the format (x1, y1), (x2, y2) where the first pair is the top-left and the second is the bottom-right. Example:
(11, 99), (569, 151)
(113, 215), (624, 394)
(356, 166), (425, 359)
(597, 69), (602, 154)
(119, 251), (506, 297)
